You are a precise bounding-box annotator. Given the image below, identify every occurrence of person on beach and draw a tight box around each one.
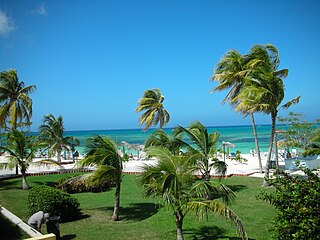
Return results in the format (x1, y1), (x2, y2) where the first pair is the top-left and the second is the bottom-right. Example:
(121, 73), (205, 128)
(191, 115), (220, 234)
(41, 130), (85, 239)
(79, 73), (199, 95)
(28, 211), (49, 232)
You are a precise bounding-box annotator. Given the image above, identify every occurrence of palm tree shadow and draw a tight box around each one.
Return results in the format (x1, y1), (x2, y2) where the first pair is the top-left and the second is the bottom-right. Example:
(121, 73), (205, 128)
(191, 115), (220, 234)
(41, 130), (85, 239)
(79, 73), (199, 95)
(101, 202), (161, 221)
(186, 226), (255, 240)
(225, 184), (247, 192)
(60, 234), (76, 240)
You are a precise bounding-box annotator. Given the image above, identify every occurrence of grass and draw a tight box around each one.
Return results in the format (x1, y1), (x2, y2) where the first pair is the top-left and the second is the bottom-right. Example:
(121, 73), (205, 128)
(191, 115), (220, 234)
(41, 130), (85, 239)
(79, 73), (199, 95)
(0, 173), (275, 240)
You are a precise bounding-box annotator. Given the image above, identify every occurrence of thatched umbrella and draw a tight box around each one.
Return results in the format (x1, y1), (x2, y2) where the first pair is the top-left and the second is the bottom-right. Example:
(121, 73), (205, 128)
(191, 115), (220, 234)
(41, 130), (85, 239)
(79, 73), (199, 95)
(221, 141), (236, 162)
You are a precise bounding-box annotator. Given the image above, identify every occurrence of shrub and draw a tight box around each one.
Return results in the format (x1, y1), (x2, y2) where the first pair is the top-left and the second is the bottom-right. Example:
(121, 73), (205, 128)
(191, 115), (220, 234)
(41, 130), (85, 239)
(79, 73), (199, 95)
(259, 169), (320, 239)
(56, 173), (114, 193)
(27, 185), (81, 222)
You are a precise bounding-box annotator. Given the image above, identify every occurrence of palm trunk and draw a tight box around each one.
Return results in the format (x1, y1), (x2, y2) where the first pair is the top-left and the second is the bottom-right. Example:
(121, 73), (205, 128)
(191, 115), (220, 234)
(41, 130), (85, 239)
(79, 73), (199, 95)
(175, 211), (184, 240)
(274, 134), (279, 169)
(112, 180), (121, 221)
(57, 149), (61, 163)
(250, 113), (262, 173)
(21, 171), (29, 190)
(263, 111), (277, 187)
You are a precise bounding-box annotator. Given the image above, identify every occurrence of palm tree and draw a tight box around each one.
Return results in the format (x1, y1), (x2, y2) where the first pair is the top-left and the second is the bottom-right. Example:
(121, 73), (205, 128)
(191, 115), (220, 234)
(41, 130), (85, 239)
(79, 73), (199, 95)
(0, 130), (37, 190)
(38, 114), (79, 163)
(210, 50), (263, 173)
(140, 146), (248, 240)
(136, 88), (170, 131)
(145, 128), (182, 155)
(78, 135), (126, 221)
(0, 69), (36, 129)
(174, 121), (227, 180)
(234, 46), (300, 185)
(302, 125), (320, 156)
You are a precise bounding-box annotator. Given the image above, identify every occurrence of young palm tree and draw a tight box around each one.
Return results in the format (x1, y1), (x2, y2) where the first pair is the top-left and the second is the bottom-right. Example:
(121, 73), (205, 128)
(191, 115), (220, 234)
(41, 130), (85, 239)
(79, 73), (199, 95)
(145, 128), (182, 155)
(173, 121), (226, 180)
(0, 69), (36, 129)
(0, 130), (37, 190)
(210, 50), (263, 173)
(140, 146), (248, 240)
(136, 88), (170, 131)
(38, 114), (79, 163)
(78, 135), (125, 221)
(302, 125), (320, 156)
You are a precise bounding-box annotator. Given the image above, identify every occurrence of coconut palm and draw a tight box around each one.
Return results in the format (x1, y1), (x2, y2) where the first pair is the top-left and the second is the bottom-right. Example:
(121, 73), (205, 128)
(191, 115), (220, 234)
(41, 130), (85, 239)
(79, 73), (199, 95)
(0, 130), (38, 190)
(136, 88), (170, 131)
(234, 52), (300, 185)
(0, 69), (36, 129)
(38, 114), (79, 163)
(78, 135), (126, 221)
(145, 128), (182, 155)
(210, 50), (263, 173)
(140, 146), (248, 240)
(174, 121), (226, 181)
(302, 122), (320, 157)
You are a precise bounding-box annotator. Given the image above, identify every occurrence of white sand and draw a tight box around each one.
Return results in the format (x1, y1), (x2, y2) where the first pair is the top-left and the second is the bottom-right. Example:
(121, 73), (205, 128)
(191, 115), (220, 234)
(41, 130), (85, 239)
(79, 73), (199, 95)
(0, 153), (284, 179)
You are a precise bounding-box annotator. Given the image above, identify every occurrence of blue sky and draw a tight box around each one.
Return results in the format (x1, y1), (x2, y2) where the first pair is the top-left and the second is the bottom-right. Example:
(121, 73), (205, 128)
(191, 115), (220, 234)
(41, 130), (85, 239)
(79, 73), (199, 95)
(0, 0), (319, 131)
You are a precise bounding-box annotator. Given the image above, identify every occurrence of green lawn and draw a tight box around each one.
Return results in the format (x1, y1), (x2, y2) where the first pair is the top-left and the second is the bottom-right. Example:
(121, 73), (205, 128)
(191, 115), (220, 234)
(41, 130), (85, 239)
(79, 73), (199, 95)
(0, 173), (275, 240)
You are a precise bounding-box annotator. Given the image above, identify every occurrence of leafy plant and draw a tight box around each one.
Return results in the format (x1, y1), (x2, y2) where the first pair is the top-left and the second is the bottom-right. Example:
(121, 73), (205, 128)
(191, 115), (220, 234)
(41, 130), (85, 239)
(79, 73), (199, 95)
(259, 169), (320, 239)
(27, 185), (81, 222)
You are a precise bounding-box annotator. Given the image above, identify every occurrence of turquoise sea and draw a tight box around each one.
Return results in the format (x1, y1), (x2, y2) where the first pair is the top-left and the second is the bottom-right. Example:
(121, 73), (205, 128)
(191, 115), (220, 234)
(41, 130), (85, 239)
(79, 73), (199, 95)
(63, 125), (274, 155)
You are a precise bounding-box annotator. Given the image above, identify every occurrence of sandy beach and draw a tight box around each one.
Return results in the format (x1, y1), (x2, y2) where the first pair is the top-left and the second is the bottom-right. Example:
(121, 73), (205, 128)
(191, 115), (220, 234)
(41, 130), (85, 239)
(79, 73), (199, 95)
(0, 153), (276, 179)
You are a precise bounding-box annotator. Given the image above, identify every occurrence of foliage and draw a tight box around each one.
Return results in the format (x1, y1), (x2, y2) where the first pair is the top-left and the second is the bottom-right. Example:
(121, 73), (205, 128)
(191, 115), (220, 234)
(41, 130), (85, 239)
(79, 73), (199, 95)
(27, 185), (81, 222)
(38, 114), (80, 162)
(136, 88), (170, 131)
(140, 146), (248, 240)
(259, 169), (320, 239)
(277, 112), (315, 150)
(173, 121), (227, 180)
(78, 135), (125, 221)
(302, 120), (320, 157)
(233, 150), (247, 163)
(57, 173), (115, 193)
(0, 69), (36, 129)
(0, 129), (38, 189)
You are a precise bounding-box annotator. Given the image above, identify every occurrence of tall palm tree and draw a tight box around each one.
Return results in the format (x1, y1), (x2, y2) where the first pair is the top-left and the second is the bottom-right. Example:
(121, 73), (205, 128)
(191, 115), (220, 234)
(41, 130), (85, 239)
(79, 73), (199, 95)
(140, 146), (248, 240)
(0, 69), (36, 129)
(136, 88), (170, 131)
(38, 114), (79, 163)
(234, 50), (300, 185)
(174, 121), (227, 180)
(0, 130), (37, 190)
(210, 50), (263, 173)
(78, 135), (126, 221)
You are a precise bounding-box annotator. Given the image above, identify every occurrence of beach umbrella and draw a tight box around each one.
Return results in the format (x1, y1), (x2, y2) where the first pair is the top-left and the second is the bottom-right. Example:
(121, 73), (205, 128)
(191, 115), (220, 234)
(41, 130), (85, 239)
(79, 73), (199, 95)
(221, 141), (236, 162)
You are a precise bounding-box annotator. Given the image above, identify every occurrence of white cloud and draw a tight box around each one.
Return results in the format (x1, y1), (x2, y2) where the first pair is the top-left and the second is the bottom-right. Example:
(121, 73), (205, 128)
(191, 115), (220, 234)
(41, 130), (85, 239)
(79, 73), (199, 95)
(0, 9), (15, 37)
(32, 3), (47, 16)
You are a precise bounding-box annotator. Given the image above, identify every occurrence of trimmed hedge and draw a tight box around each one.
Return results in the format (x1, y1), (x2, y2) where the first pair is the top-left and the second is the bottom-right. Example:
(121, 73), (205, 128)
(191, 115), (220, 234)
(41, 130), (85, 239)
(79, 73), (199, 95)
(27, 185), (81, 222)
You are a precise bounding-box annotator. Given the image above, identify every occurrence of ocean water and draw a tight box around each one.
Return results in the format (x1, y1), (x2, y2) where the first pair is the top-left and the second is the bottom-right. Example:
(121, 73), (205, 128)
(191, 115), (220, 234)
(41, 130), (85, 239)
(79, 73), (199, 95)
(63, 125), (273, 155)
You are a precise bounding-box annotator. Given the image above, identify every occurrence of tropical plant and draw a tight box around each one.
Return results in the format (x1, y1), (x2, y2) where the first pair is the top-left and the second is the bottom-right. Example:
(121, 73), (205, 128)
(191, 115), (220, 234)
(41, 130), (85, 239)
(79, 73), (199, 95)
(0, 69), (36, 129)
(302, 121), (320, 156)
(145, 128), (182, 155)
(38, 114), (79, 163)
(259, 168), (320, 239)
(140, 146), (248, 240)
(0, 129), (38, 190)
(174, 121), (227, 180)
(78, 135), (126, 221)
(136, 88), (170, 131)
(234, 44), (300, 185)
(210, 49), (263, 173)
(278, 112), (315, 150)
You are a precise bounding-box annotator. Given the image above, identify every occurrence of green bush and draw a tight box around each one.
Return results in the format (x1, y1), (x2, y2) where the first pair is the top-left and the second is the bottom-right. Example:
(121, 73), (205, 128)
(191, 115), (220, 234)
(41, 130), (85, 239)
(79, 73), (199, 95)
(259, 169), (320, 239)
(27, 185), (81, 222)
(56, 173), (114, 193)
